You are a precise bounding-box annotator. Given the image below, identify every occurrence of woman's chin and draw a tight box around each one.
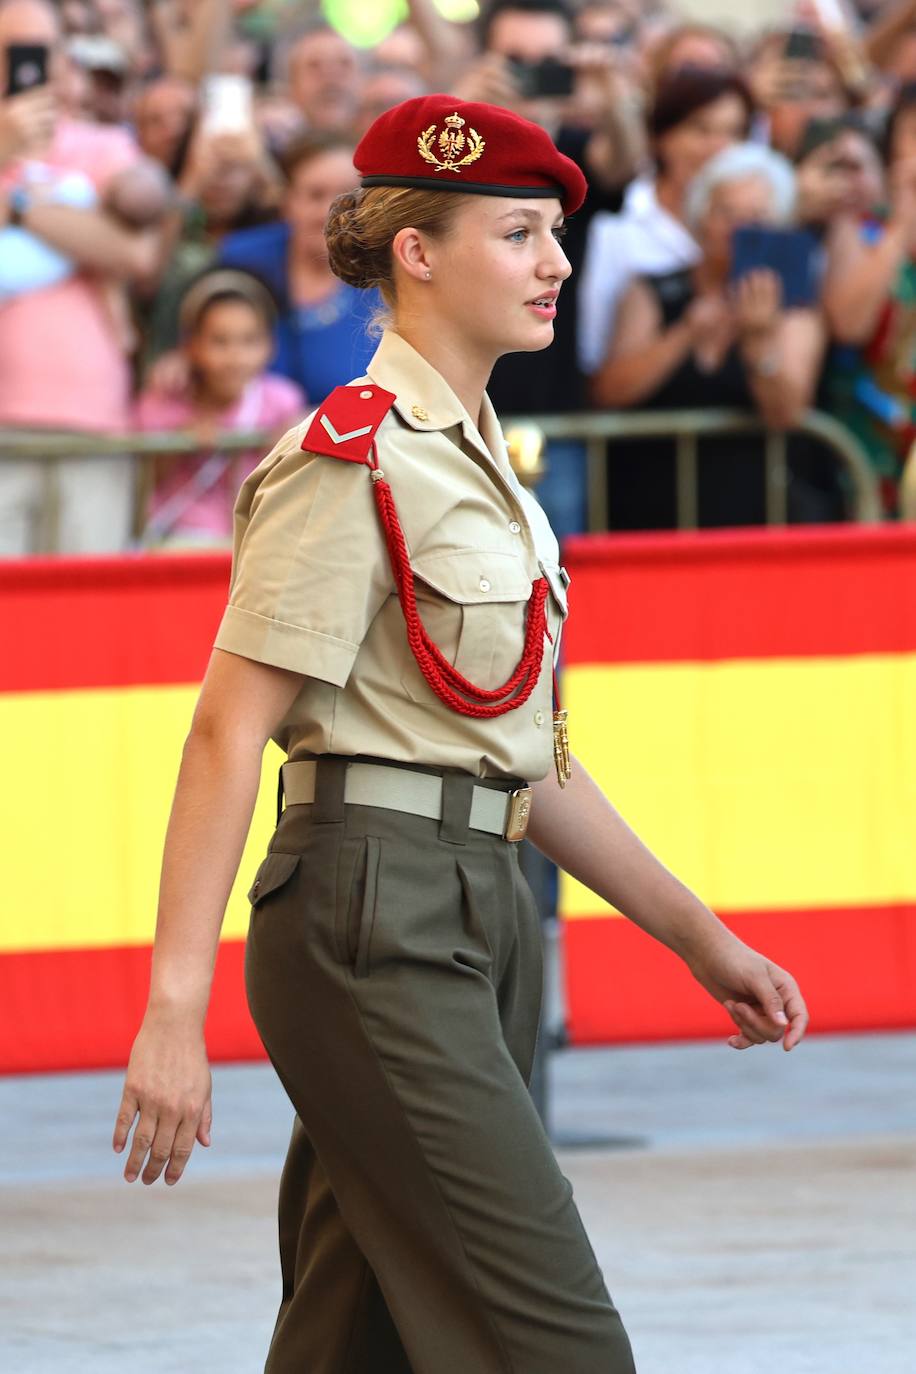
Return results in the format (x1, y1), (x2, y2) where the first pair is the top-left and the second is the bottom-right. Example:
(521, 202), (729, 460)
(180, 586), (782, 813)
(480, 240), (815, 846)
(524, 321), (556, 353)
(498, 321), (556, 355)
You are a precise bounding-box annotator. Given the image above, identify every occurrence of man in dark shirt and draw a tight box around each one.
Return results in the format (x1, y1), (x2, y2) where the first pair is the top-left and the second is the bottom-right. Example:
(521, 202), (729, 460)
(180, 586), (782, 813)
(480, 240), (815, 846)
(455, 0), (640, 416)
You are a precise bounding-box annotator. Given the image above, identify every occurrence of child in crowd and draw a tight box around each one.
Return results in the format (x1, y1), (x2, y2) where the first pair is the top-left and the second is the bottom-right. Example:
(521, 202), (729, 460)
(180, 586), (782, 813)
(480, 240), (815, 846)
(133, 269), (305, 547)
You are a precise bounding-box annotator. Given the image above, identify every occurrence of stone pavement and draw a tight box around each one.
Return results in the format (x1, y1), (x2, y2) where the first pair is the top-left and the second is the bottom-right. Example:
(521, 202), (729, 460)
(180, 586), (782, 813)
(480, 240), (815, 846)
(2, 1031), (914, 1374)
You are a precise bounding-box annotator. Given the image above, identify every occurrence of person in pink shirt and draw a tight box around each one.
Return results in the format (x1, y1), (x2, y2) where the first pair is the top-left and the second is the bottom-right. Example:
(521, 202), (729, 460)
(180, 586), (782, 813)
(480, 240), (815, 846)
(134, 270), (305, 548)
(0, 0), (162, 555)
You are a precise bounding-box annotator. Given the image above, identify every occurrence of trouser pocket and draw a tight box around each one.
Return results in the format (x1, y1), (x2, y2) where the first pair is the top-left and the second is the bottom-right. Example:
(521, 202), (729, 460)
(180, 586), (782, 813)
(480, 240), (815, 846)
(247, 850), (301, 909)
(339, 835), (381, 978)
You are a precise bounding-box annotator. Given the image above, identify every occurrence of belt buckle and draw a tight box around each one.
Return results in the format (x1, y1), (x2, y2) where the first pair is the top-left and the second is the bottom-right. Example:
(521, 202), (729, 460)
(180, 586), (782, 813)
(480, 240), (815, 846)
(505, 786), (532, 842)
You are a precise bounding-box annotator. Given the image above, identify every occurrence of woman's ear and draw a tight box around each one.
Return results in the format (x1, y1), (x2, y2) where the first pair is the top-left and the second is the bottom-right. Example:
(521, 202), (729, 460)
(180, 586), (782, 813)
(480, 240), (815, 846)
(392, 226), (433, 285)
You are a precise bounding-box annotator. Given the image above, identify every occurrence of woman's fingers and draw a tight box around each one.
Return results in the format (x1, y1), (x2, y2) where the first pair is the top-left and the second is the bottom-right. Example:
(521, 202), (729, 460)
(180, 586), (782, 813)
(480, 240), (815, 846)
(724, 999), (777, 1046)
(119, 1096), (210, 1184)
(196, 1097), (213, 1148)
(123, 1107), (159, 1183)
(112, 1088), (138, 1154)
(141, 1113), (181, 1185)
(164, 1117), (199, 1186)
(780, 984), (810, 1051)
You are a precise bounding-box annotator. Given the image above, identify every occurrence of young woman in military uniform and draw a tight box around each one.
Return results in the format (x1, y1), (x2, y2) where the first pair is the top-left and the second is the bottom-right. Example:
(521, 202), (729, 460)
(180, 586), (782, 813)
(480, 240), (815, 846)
(113, 96), (809, 1374)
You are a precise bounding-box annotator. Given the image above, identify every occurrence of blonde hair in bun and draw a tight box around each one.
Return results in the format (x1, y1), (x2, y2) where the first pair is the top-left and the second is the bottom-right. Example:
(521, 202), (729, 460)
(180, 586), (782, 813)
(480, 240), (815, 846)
(325, 185), (470, 317)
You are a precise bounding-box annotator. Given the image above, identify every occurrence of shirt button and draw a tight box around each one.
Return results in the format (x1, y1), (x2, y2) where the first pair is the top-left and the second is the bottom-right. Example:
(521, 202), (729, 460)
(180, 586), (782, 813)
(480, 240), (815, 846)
(509, 520), (522, 534)
(534, 710), (545, 726)
(359, 389), (373, 399)
(479, 577), (491, 592)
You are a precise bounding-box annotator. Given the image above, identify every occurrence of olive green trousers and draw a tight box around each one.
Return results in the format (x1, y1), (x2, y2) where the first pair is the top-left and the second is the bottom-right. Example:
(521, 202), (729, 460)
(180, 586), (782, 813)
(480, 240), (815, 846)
(245, 758), (636, 1374)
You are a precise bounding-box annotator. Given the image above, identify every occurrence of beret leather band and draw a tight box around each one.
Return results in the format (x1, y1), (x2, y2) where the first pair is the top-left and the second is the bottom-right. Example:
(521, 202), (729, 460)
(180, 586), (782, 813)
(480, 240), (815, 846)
(359, 175), (563, 200)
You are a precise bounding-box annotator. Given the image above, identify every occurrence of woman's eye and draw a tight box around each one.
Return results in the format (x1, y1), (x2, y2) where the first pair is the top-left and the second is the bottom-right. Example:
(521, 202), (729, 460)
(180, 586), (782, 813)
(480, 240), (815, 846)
(506, 225), (567, 244)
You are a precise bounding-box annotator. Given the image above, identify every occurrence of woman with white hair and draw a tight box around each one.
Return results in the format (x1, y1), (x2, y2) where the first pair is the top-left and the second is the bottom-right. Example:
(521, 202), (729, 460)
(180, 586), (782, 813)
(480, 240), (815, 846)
(590, 141), (831, 529)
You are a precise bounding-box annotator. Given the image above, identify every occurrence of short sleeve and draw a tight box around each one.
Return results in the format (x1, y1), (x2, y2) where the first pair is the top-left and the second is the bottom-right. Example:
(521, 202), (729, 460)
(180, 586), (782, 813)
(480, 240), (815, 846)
(213, 425), (393, 686)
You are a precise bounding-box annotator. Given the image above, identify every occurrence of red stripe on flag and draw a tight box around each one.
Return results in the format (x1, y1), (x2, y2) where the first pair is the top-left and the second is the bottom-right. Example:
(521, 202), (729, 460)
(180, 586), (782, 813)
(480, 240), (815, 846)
(563, 904), (916, 1044)
(0, 553), (231, 693)
(562, 525), (916, 665)
(0, 940), (265, 1074)
(3, 903), (915, 1072)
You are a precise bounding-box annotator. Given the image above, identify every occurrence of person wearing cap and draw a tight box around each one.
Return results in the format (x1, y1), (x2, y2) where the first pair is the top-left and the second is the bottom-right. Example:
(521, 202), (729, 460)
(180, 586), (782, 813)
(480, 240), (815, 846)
(113, 94), (809, 1374)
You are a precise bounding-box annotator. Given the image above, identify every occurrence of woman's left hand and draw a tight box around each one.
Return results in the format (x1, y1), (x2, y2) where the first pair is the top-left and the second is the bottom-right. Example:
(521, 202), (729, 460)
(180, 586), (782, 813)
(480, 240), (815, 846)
(734, 269), (783, 341)
(684, 929), (809, 1051)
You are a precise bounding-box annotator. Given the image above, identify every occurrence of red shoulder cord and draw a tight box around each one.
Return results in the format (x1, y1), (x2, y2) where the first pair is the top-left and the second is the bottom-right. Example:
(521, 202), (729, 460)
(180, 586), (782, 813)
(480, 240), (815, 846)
(368, 442), (549, 719)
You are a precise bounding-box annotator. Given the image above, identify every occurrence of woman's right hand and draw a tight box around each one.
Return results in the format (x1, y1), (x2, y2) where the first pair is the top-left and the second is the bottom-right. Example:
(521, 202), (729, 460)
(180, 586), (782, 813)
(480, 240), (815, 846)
(0, 87), (56, 164)
(113, 1011), (212, 1186)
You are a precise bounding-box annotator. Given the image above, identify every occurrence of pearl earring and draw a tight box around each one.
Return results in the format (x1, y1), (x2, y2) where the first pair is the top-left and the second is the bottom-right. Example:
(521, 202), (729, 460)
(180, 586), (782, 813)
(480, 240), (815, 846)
(425, 270), (432, 280)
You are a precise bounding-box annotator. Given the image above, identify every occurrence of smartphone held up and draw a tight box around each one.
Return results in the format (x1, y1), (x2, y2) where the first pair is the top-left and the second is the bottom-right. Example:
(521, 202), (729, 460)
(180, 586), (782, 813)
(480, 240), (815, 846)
(6, 42), (48, 97)
(730, 225), (820, 310)
(201, 74), (254, 135)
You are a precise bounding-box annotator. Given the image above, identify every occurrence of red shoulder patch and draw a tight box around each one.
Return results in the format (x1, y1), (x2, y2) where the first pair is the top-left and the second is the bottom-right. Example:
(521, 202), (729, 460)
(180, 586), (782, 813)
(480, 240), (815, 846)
(301, 383), (397, 465)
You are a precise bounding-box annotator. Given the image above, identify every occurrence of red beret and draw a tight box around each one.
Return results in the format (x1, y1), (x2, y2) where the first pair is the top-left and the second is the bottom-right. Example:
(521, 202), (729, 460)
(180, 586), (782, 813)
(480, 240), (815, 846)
(354, 94), (587, 217)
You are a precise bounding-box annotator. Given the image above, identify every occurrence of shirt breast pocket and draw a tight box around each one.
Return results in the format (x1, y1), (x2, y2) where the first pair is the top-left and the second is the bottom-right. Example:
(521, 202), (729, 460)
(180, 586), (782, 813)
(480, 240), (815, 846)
(399, 547), (534, 704)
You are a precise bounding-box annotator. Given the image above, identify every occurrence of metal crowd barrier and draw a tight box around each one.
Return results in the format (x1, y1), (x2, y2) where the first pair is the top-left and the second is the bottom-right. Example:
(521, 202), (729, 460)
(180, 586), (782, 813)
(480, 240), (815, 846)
(0, 411), (883, 1140)
(504, 407), (883, 529)
(0, 429), (272, 554)
(0, 407), (883, 553)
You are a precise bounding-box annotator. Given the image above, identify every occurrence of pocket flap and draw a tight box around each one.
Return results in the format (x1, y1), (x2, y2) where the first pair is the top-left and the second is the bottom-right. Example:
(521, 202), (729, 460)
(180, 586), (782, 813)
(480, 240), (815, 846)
(248, 850), (300, 906)
(411, 547), (533, 604)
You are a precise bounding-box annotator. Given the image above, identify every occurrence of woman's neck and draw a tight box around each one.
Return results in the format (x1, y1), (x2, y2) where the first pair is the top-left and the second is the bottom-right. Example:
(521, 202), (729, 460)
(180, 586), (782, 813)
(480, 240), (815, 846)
(393, 318), (492, 430)
(655, 174), (686, 222)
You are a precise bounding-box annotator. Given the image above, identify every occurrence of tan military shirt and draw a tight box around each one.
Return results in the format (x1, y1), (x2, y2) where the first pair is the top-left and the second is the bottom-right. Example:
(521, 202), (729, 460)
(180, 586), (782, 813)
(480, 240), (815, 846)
(214, 329), (569, 780)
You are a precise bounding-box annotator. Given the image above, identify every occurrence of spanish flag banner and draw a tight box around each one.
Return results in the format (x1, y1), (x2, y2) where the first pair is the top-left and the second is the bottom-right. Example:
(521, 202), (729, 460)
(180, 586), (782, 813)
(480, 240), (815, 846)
(2, 526), (915, 1074)
(0, 553), (279, 1074)
(559, 525), (916, 1045)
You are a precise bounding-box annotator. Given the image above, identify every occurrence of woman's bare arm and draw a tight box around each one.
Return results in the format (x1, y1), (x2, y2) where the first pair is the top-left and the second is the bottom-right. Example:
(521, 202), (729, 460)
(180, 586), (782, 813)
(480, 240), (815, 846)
(731, 270), (825, 430)
(528, 757), (727, 960)
(743, 308), (826, 430)
(823, 214), (907, 345)
(590, 278), (693, 408)
(112, 647), (305, 1186)
(149, 0), (231, 83)
(528, 757), (809, 1052)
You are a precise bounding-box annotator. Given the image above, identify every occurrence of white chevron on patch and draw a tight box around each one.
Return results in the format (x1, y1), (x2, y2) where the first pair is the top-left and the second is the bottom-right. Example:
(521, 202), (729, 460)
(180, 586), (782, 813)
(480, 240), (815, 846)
(320, 415), (374, 444)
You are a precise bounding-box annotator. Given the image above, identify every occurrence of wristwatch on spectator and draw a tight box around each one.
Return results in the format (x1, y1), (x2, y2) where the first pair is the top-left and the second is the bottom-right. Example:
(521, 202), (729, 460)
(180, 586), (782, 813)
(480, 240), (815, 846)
(8, 184), (31, 227)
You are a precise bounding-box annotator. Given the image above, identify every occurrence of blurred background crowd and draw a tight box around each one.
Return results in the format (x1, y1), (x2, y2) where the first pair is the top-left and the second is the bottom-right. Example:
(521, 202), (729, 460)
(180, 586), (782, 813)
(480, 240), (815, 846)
(4, 0), (916, 551)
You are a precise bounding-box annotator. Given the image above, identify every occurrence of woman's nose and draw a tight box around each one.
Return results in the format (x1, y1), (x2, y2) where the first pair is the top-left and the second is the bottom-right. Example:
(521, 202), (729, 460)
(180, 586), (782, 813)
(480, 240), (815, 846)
(552, 246), (573, 282)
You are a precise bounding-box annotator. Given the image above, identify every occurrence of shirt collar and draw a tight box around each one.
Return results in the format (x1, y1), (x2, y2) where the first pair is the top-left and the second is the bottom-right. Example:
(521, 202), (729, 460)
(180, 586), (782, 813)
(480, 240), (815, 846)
(365, 330), (467, 432)
(364, 329), (518, 486)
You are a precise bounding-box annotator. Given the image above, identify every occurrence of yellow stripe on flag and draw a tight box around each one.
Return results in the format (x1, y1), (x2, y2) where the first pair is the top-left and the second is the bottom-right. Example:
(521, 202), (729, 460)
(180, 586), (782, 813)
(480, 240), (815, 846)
(560, 654), (916, 918)
(0, 685), (279, 953)
(6, 652), (916, 951)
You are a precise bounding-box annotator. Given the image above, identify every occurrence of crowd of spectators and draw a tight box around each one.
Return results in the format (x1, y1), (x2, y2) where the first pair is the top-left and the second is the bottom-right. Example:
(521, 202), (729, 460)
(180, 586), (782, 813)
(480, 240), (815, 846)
(3, 0), (916, 553)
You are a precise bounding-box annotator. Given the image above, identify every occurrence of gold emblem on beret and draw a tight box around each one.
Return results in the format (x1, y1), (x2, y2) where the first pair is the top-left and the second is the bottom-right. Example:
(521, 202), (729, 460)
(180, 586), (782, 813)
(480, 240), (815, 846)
(417, 111), (485, 174)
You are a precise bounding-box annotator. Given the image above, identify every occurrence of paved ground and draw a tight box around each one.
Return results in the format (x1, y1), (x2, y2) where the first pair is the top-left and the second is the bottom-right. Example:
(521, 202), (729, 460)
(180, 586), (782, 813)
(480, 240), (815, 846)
(2, 1030), (915, 1373)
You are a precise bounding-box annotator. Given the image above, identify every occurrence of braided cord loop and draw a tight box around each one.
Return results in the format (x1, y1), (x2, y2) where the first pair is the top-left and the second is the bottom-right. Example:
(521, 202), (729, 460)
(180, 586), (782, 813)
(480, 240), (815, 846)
(369, 450), (548, 719)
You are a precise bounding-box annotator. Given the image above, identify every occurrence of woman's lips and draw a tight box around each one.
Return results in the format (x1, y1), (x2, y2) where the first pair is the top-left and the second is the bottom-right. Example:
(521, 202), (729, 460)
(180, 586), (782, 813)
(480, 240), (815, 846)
(526, 299), (558, 319)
